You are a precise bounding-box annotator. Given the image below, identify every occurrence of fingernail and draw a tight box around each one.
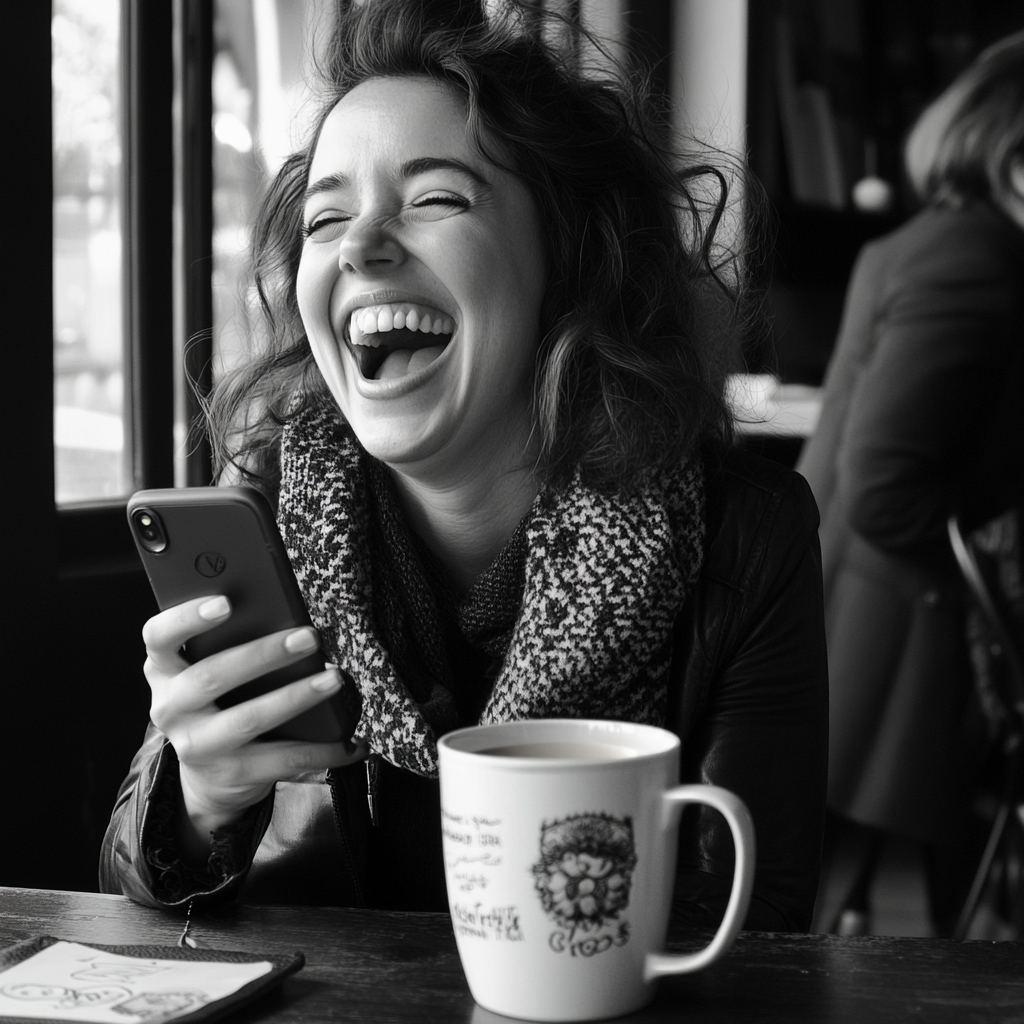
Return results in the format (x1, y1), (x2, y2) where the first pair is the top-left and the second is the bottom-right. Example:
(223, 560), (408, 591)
(310, 669), (340, 693)
(285, 628), (319, 654)
(198, 596), (230, 621)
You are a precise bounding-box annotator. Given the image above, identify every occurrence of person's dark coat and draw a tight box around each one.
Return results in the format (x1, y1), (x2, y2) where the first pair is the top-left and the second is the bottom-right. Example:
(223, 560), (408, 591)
(797, 200), (1024, 846)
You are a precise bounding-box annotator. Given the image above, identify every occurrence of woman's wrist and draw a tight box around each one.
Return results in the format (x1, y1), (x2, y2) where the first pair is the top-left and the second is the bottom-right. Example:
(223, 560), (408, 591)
(175, 773), (260, 867)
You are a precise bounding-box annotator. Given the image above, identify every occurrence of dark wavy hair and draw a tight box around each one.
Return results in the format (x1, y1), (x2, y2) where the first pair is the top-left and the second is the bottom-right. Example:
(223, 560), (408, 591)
(905, 29), (1024, 208)
(208, 0), (748, 495)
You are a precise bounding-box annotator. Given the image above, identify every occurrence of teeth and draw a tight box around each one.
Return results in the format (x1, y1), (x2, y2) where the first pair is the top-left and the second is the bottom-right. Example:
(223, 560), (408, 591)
(348, 315), (382, 349)
(347, 302), (454, 346)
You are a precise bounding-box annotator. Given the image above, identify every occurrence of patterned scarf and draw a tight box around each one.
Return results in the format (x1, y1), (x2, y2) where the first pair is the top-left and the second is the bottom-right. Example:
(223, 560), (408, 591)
(277, 399), (705, 778)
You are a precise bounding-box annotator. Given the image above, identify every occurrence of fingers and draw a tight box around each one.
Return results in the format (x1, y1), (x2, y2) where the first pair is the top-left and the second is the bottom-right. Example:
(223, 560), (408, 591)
(145, 596), (322, 707)
(143, 595), (233, 676)
(140, 596), (374, 836)
(177, 734), (368, 826)
(180, 626), (323, 703)
(162, 660), (359, 824)
(229, 735), (368, 785)
(178, 667), (343, 756)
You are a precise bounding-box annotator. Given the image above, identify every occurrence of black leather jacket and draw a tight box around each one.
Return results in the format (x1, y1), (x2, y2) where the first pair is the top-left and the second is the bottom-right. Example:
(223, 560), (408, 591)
(100, 447), (828, 931)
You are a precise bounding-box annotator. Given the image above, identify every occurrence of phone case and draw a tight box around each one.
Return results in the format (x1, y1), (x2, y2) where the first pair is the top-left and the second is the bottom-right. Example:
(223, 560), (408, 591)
(127, 487), (355, 743)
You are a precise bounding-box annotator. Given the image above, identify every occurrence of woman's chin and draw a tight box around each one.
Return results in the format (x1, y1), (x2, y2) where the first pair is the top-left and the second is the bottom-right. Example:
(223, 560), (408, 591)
(345, 404), (453, 470)
(319, 347), (451, 461)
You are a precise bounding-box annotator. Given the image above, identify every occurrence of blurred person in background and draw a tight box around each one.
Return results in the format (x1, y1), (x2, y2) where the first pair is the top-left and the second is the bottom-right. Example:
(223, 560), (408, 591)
(798, 30), (1024, 937)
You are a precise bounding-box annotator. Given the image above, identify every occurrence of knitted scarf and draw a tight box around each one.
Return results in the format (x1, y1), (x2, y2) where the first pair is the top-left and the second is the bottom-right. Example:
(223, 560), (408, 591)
(277, 399), (705, 778)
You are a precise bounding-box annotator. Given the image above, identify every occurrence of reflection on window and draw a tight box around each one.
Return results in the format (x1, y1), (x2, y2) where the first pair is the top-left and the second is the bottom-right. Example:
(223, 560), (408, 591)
(53, 0), (126, 504)
(213, 0), (326, 376)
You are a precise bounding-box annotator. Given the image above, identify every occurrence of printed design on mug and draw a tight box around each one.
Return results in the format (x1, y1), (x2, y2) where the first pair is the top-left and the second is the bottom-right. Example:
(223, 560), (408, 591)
(533, 814), (636, 956)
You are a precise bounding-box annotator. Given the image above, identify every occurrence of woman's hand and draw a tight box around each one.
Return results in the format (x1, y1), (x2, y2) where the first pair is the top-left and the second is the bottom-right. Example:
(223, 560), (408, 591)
(143, 594), (365, 861)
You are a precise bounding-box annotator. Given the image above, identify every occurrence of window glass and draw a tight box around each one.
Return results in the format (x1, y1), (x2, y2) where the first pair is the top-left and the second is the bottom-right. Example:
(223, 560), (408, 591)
(53, 0), (127, 503)
(212, 0), (327, 377)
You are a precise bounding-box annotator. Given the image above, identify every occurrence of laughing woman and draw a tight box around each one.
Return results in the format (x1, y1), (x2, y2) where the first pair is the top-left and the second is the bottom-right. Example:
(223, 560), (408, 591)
(102, 0), (828, 931)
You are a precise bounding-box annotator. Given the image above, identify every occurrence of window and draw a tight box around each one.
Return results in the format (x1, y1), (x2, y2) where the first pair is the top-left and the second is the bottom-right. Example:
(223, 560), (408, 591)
(212, 0), (326, 376)
(50, 0), (330, 507)
(52, 0), (127, 503)
(52, 0), (177, 506)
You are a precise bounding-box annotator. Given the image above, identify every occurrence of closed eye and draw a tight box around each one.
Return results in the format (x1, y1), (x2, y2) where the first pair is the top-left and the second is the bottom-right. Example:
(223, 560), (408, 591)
(302, 213), (351, 240)
(411, 192), (470, 210)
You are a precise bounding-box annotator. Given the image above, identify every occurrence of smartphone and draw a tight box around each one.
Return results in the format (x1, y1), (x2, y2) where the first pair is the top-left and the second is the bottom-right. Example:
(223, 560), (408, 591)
(127, 486), (356, 743)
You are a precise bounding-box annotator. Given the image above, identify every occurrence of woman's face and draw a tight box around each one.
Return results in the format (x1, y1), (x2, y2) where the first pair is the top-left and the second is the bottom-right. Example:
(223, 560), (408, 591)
(296, 76), (547, 477)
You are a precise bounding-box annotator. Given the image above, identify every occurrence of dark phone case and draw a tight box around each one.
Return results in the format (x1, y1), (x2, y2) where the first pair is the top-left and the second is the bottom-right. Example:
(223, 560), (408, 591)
(127, 487), (354, 743)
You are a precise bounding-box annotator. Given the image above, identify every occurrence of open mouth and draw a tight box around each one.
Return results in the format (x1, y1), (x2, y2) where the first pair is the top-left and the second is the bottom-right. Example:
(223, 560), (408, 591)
(346, 302), (455, 381)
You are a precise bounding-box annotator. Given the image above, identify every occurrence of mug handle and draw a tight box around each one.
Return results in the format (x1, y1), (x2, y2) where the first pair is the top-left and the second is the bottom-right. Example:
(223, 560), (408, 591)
(645, 784), (756, 979)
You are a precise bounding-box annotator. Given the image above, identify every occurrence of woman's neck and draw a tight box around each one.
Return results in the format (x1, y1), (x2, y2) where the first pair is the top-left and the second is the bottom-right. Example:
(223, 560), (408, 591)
(390, 459), (539, 593)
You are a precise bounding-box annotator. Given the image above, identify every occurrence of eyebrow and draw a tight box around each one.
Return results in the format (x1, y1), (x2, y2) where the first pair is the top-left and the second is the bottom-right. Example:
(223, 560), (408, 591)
(302, 157), (491, 206)
(401, 157), (490, 187)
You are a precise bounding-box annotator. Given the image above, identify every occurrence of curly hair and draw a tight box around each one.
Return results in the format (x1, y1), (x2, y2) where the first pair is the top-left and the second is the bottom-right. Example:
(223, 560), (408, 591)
(207, 0), (749, 496)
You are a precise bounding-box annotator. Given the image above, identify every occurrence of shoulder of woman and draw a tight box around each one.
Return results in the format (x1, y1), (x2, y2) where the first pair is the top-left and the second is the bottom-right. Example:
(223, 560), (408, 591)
(699, 446), (819, 592)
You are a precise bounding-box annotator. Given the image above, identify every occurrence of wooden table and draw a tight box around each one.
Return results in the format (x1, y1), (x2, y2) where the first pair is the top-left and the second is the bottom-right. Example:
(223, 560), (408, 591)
(1, 888), (1020, 1023)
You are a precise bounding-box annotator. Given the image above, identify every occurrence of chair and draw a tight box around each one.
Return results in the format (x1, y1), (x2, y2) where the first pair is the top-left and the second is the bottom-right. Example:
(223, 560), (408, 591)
(947, 513), (1024, 940)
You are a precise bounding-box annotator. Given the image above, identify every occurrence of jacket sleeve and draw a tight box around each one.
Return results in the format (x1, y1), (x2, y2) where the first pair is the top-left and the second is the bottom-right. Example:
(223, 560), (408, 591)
(99, 721), (273, 909)
(838, 209), (1022, 551)
(669, 455), (829, 932)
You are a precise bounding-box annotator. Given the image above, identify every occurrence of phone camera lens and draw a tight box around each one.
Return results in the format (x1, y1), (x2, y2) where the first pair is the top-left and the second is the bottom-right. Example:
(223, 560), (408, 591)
(132, 508), (168, 553)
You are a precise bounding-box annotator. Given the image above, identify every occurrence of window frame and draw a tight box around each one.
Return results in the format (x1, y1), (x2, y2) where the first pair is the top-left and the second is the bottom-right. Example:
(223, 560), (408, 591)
(56, 0), (214, 566)
(123, 0), (176, 498)
(177, 0), (214, 487)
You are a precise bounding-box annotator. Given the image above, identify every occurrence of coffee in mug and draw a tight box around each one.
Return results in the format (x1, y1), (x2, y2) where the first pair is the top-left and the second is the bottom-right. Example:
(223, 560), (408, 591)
(438, 718), (755, 1022)
(480, 742), (635, 759)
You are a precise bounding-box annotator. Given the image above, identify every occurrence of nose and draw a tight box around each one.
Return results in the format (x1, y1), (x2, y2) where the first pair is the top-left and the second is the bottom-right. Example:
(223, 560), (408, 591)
(337, 216), (405, 274)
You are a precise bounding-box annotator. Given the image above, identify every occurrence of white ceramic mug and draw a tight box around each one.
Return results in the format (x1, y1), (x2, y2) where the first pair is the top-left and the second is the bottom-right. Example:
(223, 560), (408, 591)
(438, 719), (755, 1022)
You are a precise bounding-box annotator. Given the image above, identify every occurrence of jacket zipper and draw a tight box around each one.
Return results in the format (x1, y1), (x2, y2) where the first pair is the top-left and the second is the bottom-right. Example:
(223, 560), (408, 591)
(326, 767), (367, 908)
(178, 898), (198, 947)
(366, 752), (381, 826)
